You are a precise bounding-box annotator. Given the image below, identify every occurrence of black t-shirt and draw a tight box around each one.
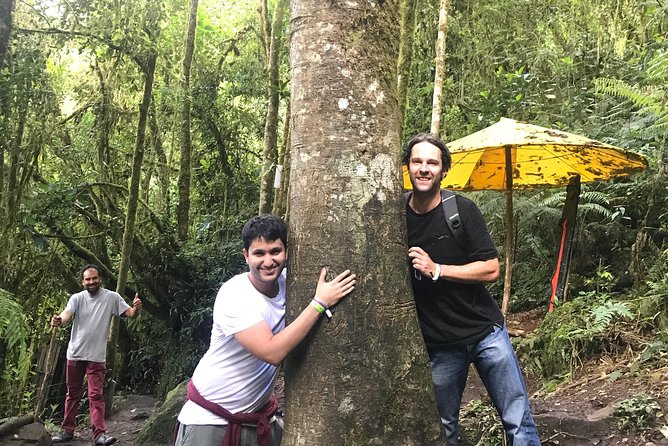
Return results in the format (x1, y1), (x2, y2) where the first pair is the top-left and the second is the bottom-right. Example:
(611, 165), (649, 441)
(407, 194), (504, 349)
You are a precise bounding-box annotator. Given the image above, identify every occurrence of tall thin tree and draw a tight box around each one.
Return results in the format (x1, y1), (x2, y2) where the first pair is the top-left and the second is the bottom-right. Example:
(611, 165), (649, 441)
(284, 0), (442, 444)
(259, 0), (271, 62)
(0, 0), (11, 244)
(176, 0), (199, 240)
(258, 0), (287, 214)
(430, 0), (449, 138)
(397, 0), (417, 137)
(0, 0), (13, 65)
(272, 99), (290, 219)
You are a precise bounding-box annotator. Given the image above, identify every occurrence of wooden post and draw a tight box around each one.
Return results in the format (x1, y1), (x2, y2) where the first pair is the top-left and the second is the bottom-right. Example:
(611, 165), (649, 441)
(501, 144), (514, 316)
(34, 327), (58, 421)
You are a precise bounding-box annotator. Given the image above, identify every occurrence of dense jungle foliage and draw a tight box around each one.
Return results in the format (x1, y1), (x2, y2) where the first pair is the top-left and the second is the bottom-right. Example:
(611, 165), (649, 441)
(0, 0), (666, 420)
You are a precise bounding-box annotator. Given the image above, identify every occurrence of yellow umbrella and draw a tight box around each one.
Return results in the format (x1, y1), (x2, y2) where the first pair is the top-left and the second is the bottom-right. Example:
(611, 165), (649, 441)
(403, 117), (648, 314)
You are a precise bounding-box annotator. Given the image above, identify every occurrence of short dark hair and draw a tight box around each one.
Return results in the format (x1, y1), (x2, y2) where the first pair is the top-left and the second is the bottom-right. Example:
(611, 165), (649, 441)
(80, 264), (101, 280)
(241, 214), (288, 251)
(402, 133), (452, 171)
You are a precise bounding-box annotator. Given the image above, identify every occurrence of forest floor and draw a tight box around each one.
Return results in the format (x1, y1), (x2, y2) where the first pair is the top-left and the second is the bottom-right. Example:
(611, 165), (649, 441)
(459, 309), (668, 446)
(30, 309), (668, 445)
(37, 394), (158, 445)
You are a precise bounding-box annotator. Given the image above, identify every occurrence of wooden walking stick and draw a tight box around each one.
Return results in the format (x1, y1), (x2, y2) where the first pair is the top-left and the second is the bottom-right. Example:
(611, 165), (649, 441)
(34, 326), (58, 421)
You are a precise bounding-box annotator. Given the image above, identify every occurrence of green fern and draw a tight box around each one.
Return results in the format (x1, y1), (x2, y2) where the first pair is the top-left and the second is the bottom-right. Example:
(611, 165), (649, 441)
(0, 288), (31, 415)
(595, 78), (664, 117)
(595, 51), (668, 141)
(646, 50), (668, 82)
(518, 293), (634, 381)
(590, 301), (632, 332)
(0, 289), (29, 354)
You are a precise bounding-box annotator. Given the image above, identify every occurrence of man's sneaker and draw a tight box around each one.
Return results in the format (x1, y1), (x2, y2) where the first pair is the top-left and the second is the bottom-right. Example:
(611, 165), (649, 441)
(93, 433), (117, 445)
(52, 430), (74, 443)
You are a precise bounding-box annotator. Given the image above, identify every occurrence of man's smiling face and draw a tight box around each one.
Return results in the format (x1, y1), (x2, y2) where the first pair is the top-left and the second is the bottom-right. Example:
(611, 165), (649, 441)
(408, 141), (445, 194)
(243, 237), (287, 293)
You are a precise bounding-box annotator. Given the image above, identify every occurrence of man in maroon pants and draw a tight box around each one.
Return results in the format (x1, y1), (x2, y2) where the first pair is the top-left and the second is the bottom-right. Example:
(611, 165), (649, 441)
(51, 264), (141, 445)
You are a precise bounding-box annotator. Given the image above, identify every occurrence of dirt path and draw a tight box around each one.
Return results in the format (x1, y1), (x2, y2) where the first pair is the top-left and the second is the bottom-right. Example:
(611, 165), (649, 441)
(459, 310), (668, 446)
(63, 377), (666, 446)
(49, 394), (158, 445)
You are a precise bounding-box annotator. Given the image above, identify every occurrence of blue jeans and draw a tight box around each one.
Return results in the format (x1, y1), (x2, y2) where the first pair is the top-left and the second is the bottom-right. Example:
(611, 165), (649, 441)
(429, 324), (541, 446)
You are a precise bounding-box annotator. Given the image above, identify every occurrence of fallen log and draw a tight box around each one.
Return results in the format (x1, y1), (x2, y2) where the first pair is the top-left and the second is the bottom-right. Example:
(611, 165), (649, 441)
(0, 414), (35, 438)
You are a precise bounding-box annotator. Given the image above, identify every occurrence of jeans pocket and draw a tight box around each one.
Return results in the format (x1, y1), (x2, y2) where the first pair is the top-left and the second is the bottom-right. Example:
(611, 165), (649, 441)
(179, 424), (194, 443)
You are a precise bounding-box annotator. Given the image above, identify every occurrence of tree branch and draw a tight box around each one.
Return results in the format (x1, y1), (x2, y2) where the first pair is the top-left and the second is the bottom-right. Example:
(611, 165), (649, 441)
(15, 27), (126, 53)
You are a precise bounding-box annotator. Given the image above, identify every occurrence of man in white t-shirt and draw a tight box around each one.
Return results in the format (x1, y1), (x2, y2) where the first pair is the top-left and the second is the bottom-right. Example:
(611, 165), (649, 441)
(51, 264), (142, 446)
(174, 214), (356, 446)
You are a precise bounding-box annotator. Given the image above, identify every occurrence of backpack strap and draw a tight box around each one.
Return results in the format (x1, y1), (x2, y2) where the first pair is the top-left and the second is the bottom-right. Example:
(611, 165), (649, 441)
(404, 190), (466, 250)
(440, 190), (465, 251)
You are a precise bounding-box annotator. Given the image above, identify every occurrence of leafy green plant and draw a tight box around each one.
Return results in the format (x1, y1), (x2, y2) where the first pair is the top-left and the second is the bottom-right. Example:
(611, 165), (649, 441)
(517, 292), (632, 380)
(613, 394), (662, 432)
(460, 399), (504, 446)
(596, 50), (668, 143)
(0, 288), (31, 417)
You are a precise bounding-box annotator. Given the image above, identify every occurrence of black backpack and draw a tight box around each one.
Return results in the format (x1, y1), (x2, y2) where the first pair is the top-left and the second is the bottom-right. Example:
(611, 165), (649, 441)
(404, 189), (465, 250)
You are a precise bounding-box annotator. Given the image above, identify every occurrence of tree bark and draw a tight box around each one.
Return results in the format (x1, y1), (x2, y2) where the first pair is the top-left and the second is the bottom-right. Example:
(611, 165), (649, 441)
(0, 0), (13, 228)
(284, 1), (442, 444)
(149, 100), (169, 215)
(94, 63), (113, 182)
(177, 0), (199, 241)
(5, 75), (28, 229)
(259, 0), (271, 62)
(105, 51), (157, 413)
(430, 0), (449, 138)
(272, 99), (290, 219)
(0, 0), (13, 66)
(397, 0), (417, 137)
(258, 0), (287, 214)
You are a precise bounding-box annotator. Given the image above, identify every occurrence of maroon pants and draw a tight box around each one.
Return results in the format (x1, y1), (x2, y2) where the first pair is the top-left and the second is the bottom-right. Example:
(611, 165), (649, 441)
(62, 360), (106, 439)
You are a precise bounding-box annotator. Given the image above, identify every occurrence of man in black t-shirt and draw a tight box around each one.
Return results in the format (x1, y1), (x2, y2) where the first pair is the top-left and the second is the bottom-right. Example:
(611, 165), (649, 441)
(403, 133), (541, 446)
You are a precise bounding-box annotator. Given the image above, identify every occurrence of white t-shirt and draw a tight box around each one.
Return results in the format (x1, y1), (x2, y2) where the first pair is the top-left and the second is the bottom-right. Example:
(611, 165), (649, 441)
(65, 288), (131, 362)
(177, 270), (286, 425)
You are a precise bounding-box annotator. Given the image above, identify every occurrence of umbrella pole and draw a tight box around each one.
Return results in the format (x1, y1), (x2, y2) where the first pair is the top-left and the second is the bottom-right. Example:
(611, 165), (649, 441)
(501, 190), (513, 315)
(501, 145), (513, 316)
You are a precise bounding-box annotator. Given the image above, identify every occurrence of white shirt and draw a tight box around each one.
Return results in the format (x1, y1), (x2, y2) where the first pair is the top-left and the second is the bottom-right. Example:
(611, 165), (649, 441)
(65, 288), (130, 362)
(177, 270), (286, 425)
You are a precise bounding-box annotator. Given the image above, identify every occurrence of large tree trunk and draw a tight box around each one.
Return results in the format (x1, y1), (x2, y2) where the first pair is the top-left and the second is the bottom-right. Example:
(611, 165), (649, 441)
(284, 1), (442, 444)
(105, 51), (157, 413)
(430, 0), (449, 138)
(258, 0), (287, 214)
(397, 0), (417, 137)
(176, 0), (199, 240)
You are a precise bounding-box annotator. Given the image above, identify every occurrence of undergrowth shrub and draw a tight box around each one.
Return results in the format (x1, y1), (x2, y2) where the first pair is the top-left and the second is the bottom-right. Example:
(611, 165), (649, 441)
(516, 291), (632, 383)
(460, 399), (504, 446)
(0, 288), (30, 417)
(613, 394), (662, 432)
